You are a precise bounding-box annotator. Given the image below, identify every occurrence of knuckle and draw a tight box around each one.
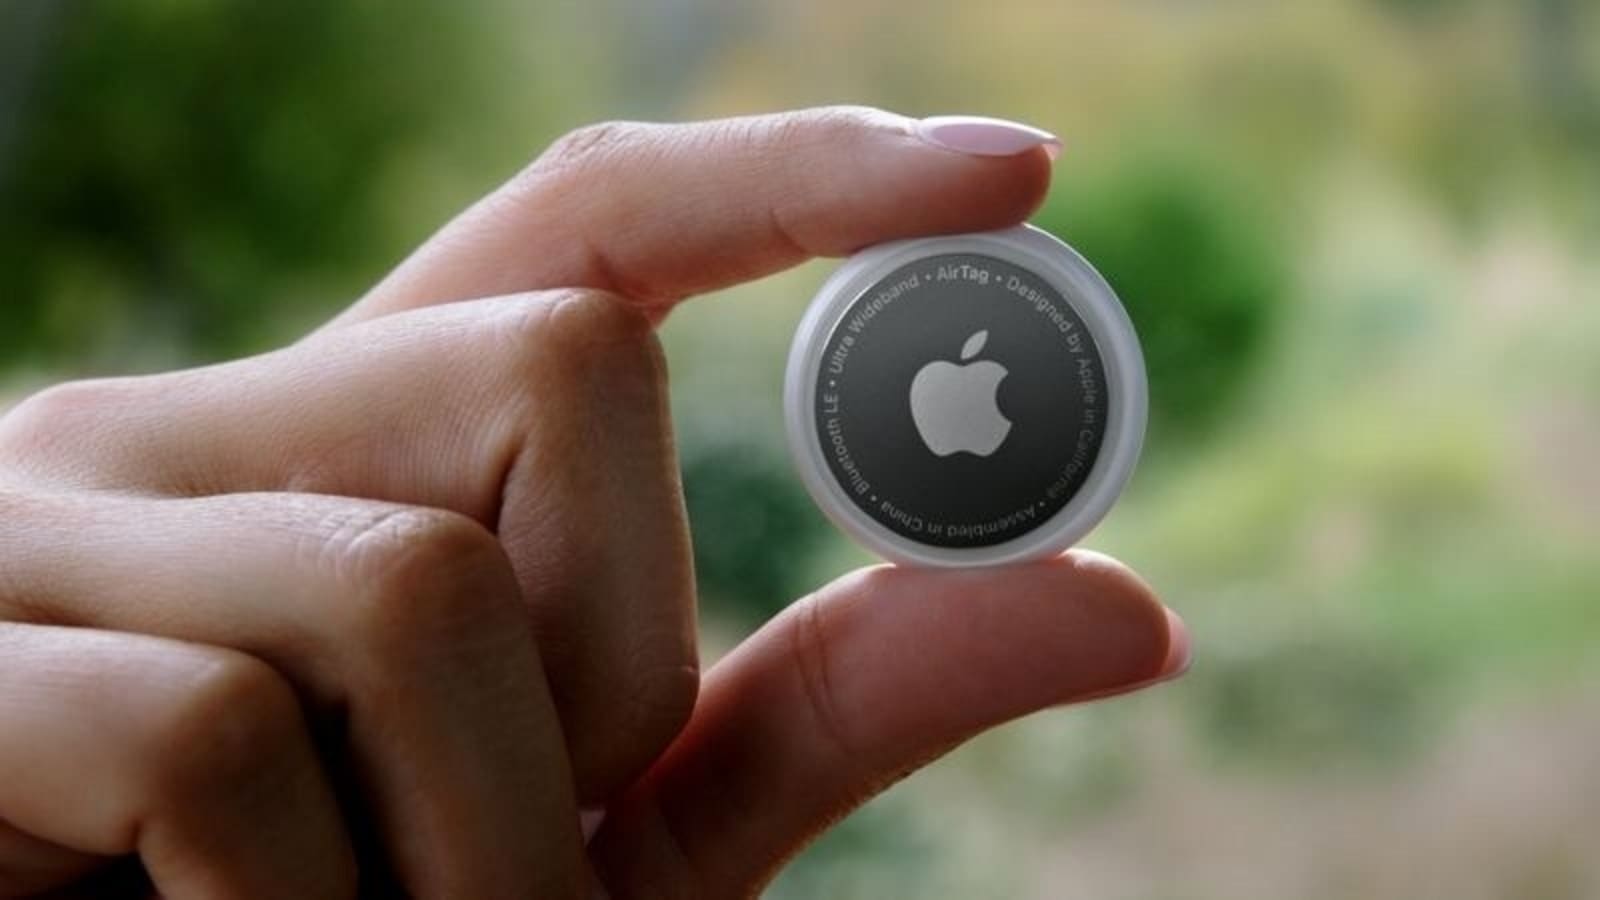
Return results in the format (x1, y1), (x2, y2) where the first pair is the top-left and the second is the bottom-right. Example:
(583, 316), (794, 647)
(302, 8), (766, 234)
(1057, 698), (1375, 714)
(544, 287), (660, 363)
(142, 651), (303, 801)
(496, 289), (665, 399)
(0, 378), (119, 468)
(328, 507), (520, 661)
(781, 104), (898, 146)
(530, 120), (646, 178)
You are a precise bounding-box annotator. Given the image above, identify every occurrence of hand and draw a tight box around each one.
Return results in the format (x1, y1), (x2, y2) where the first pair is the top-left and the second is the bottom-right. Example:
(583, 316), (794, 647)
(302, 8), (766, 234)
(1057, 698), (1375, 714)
(0, 107), (1188, 899)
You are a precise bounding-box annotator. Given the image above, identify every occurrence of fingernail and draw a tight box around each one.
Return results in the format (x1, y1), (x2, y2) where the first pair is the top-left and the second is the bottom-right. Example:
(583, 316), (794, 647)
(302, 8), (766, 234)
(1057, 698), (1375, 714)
(1158, 607), (1193, 681)
(915, 115), (1062, 160)
(579, 806), (607, 844)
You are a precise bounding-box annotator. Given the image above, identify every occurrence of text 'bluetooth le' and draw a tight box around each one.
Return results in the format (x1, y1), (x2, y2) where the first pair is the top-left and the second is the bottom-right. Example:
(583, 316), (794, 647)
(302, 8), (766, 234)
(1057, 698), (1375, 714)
(784, 224), (1148, 568)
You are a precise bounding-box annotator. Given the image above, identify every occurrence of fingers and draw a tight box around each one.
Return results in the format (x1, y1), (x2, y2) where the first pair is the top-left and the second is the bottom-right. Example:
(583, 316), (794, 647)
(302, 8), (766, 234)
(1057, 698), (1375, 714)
(589, 552), (1188, 899)
(0, 291), (698, 799)
(0, 491), (591, 898)
(0, 623), (353, 899)
(488, 293), (699, 799)
(336, 106), (1056, 326)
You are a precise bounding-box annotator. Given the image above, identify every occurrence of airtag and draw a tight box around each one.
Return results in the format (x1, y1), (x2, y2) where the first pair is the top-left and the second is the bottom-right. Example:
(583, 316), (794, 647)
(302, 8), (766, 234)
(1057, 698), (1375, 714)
(783, 224), (1146, 567)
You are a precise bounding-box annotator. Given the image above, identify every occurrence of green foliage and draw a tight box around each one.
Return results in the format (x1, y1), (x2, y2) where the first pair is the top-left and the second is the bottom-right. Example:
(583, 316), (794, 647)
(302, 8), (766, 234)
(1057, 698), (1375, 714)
(1188, 633), (1438, 768)
(1035, 153), (1286, 446)
(1365, 0), (1478, 23)
(0, 1), (505, 367)
(961, 705), (1142, 826)
(680, 443), (833, 625)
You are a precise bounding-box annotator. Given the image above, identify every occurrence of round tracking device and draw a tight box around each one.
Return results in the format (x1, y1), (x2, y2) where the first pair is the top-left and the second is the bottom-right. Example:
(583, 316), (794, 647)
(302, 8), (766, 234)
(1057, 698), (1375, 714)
(784, 224), (1146, 567)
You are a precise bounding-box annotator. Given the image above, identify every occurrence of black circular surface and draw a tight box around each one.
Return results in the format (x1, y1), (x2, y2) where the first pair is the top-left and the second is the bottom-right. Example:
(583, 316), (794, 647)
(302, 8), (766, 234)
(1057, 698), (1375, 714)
(813, 253), (1109, 548)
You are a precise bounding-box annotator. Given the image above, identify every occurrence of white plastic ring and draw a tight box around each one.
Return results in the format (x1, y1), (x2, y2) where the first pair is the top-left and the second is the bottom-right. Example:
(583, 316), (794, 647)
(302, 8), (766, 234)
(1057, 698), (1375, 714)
(783, 224), (1147, 567)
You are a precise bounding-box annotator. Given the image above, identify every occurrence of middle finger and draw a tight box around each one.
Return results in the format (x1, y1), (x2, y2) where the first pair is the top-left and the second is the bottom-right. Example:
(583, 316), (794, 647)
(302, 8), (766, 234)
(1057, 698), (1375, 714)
(0, 488), (591, 898)
(0, 289), (697, 799)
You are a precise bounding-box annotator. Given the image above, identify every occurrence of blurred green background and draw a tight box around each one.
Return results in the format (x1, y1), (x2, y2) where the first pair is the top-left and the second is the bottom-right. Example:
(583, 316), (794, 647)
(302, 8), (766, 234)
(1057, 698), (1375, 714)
(3, 1), (1598, 897)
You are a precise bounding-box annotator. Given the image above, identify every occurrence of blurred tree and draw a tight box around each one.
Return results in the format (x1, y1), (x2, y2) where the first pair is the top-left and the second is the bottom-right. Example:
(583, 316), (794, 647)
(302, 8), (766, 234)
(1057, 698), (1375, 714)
(681, 443), (832, 625)
(1190, 633), (1437, 767)
(0, 0), (580, 370)
(1035, 153), (1286, 446)
(1366, 0), (1476, 24)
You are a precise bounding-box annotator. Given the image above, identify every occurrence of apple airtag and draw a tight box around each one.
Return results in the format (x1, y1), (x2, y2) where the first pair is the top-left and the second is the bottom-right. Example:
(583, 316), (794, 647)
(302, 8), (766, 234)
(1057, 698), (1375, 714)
(783, 224), (1146, 567)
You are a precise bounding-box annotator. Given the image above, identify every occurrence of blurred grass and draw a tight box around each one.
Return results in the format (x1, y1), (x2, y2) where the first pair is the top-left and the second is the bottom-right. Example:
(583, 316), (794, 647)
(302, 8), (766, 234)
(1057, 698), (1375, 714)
(3, 1), (1599, 897)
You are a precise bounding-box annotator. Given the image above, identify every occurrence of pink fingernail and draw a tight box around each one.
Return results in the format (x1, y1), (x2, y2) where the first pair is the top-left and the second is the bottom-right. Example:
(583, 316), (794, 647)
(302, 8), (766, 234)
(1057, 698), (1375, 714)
(915, 115), (1062, 160)
(1158, 607), (1192, 680)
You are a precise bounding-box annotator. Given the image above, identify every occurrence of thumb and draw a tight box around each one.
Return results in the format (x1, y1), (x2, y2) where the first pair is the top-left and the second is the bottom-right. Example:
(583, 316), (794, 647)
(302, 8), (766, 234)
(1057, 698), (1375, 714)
(589, 550), (1189, 898)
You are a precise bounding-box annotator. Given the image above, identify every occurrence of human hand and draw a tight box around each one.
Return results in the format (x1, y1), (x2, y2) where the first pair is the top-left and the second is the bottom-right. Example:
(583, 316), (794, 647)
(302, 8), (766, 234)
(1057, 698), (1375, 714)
(0, 107), (1188, 899)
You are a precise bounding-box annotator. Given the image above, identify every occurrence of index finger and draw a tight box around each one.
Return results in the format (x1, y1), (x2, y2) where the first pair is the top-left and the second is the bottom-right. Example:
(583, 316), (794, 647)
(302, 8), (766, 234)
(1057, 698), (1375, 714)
(332, 107), (1057, 328)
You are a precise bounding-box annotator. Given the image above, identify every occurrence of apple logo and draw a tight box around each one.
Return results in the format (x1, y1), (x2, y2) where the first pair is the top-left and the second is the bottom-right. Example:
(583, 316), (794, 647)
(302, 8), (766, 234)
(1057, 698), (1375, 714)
(909, 329), (1013, 457)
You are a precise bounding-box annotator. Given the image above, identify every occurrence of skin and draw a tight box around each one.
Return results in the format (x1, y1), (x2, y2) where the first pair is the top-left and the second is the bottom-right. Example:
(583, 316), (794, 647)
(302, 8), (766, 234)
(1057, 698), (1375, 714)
(0, 106), (1188, 899)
